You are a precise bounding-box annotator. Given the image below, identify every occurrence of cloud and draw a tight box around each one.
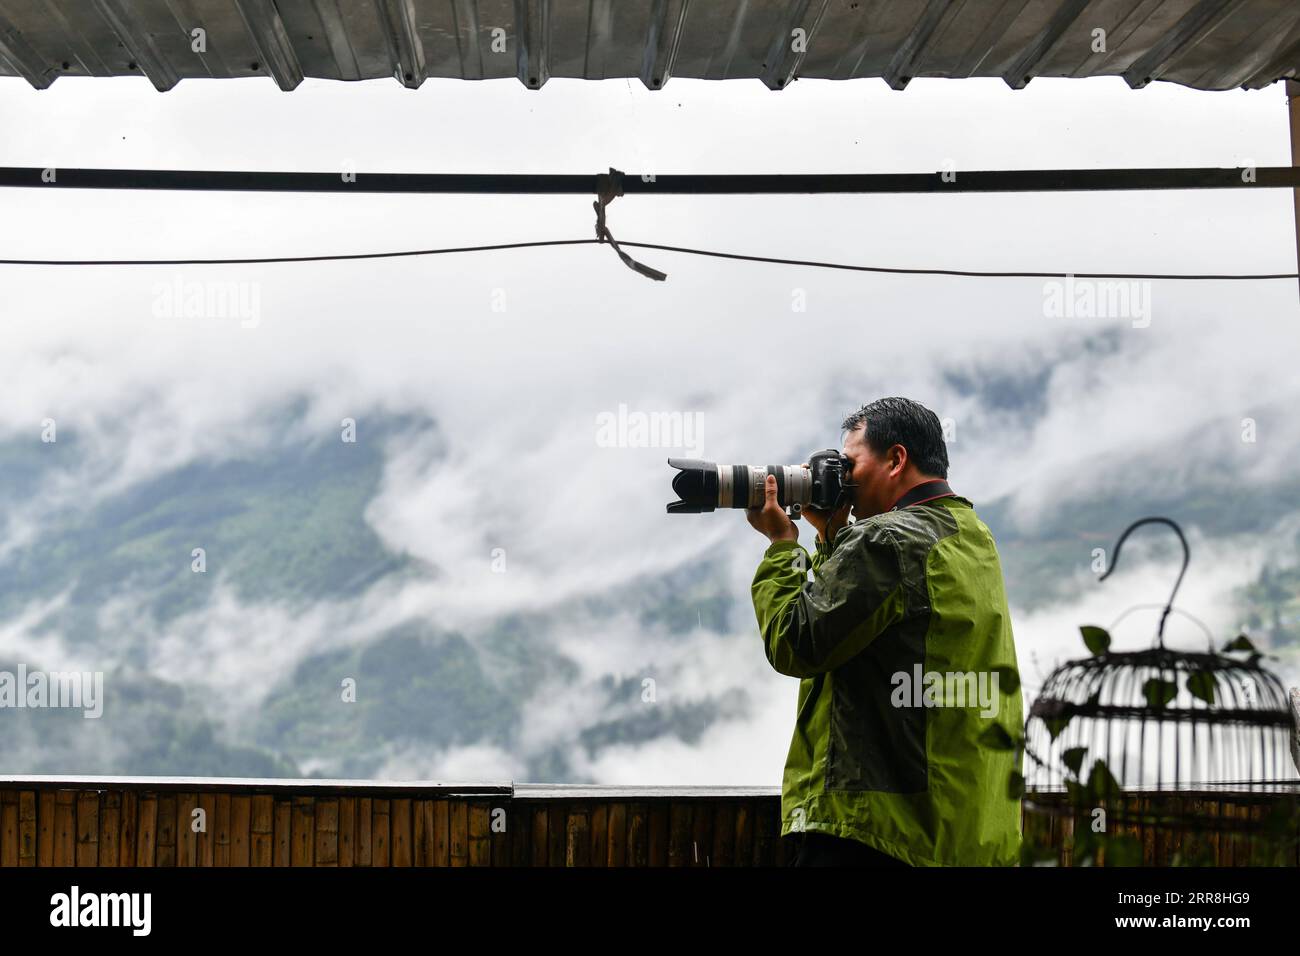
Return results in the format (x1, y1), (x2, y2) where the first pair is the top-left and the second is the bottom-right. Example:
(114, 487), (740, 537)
(371, 742), (524, 783)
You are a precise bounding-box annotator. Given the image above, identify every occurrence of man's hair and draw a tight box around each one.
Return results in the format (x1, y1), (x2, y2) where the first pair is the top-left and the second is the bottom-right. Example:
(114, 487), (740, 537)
(841, 397), (949, 479)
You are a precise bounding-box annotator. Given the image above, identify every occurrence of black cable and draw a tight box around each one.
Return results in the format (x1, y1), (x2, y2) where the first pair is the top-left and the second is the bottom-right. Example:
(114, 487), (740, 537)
(0, 236), (1294, 280)
(0, 238), (594, 267)
(618, 241), (1300, 280)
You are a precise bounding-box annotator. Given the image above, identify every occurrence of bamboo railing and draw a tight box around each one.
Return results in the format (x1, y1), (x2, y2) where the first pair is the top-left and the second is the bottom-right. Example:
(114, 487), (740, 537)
(2, 776), (1296, 866)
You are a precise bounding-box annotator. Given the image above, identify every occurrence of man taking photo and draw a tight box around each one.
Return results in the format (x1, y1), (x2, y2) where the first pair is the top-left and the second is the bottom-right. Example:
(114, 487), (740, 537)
(748, 396), (1023, 867)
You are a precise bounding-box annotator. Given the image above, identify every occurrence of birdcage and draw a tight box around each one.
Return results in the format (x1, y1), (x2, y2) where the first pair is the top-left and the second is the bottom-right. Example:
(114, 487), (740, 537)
(1022, 517), (1300, 864)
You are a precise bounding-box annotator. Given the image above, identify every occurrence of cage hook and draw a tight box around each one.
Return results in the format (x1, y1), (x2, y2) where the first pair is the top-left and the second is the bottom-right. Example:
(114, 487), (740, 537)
(1098, 516), (1189, 649)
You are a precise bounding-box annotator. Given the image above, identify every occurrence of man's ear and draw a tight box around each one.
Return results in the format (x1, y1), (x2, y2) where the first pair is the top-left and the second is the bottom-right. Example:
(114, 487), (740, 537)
(889, 444), (908, 477)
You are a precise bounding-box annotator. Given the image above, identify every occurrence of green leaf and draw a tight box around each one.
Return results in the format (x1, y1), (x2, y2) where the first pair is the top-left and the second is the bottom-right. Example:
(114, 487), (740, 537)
(1103, 834), (1143, 867)
(1142, 677), (1177, 710)
(1080, 625), (1111, 656)
(1185, 669), (1216, 705)
(979, 723), (1016, 751)
(1062, 747), (1088, 776)
(1044, 713), (1072, 742)
(1086, 759), (1122, 801)
(1223, 633), (1257, 654)
(1071, 823), (1100, 862)
(992, 666), (1020, 694)
(1021, 843), (1059, 867)
(1171, 842), (1215, 868)
(1262, 799), (1300, 836)
(1007, 770), (1025, 800)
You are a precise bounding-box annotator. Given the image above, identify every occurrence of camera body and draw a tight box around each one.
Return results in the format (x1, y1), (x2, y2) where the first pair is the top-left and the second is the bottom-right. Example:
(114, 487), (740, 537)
(803, 449), (856, 512)
(666, 448), (856, 515)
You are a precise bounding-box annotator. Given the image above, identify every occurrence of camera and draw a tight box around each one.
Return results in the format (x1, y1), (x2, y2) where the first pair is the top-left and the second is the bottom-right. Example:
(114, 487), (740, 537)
(666, 449), (856, 516)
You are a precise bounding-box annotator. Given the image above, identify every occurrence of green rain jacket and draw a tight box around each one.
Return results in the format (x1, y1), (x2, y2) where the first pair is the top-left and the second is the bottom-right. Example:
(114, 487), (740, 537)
(751, 482), (1023, 866)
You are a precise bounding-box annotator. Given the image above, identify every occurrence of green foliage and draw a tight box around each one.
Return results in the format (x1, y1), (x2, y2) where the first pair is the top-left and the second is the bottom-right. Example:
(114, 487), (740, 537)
(1061, 746), (1087, 776)
(992, 665), (1020, 694)
(1085, 759), (1121, 801)
(1232, 562), (1300, 649)
(253, 622), (516, 775)
(1222, 633), (1257, 653)
(1221, 632), (1266, 666)
(978, 722), (1017, 751)
(1080, 625), (1110, 656)
(583, 558), (733, 635)
(1185, 669), (1216, 705)
(0, 413), (415, 647)
(0, 661), (299, 777)
(2, 410), (748, 782)
(1169, 842), (1216, 867)
(1044, 712), (1072, 742)
(1072, 830), (1142, 867)
(1019, 840), (1060, 867)
(1141, 677), (1177, 710)
(1007, 770), (1024, 800)
(579, 686), (747, 755)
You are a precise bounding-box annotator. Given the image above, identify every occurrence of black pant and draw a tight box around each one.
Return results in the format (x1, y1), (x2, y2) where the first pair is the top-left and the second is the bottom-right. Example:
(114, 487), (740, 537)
(785, 831), (911, 867)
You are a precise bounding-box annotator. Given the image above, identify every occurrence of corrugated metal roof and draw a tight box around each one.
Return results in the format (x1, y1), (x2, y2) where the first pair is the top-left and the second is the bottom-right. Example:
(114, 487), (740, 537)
(0, 0), (1298, 94)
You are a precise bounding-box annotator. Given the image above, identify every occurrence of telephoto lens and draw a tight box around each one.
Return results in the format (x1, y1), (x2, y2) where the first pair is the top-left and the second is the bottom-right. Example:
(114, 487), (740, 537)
(666, 449), (853, 515)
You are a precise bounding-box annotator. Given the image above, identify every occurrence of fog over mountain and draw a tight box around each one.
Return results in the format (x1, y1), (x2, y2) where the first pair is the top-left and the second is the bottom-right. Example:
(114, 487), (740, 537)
(1, 72), (1297, 782)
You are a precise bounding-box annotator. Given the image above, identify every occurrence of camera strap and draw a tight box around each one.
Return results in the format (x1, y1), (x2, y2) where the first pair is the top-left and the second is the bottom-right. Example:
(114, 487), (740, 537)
(890, 478), (956, 512)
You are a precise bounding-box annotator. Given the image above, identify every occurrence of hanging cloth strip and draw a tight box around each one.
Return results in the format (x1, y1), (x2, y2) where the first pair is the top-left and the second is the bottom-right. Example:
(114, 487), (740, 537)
(593, 168), (668, 281)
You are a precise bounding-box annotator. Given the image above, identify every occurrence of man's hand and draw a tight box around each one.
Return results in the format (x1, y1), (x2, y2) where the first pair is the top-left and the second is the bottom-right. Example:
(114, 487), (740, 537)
(801, 500), (852, 545)
(746, 474), (798, 544)
(797, 461), (851, 545)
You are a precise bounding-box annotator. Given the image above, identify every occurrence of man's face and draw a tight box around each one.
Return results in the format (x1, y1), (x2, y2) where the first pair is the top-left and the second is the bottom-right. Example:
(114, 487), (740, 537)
(841, 424), (900, 520)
